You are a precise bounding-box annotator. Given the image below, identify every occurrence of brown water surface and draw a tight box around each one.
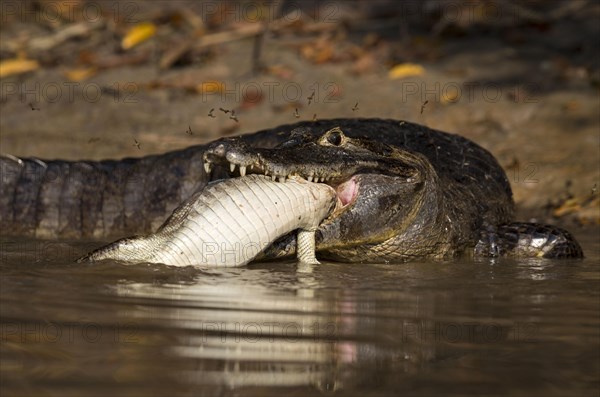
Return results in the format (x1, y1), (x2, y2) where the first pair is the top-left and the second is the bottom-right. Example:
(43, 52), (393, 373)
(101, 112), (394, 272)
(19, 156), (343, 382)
(1, 233), (599, 397)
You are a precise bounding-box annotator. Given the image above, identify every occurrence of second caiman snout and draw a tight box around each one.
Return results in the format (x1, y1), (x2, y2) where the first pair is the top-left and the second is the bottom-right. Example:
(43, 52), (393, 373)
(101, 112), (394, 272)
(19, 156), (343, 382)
(80, 174), (338, 266)
(203, 127), (440, 262)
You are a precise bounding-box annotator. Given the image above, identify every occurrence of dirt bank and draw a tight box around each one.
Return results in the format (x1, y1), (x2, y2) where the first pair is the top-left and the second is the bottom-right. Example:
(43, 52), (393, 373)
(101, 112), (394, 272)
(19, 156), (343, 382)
(1, 0), (598, 226)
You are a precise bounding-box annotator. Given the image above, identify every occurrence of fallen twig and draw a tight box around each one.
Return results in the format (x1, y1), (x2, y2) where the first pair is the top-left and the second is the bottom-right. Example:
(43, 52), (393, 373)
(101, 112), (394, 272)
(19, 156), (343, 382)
(28, 20), (105, 52)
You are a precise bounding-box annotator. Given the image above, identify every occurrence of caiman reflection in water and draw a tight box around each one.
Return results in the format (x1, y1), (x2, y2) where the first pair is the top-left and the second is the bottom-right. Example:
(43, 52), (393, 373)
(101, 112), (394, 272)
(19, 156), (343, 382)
(3, 236), (597, 396)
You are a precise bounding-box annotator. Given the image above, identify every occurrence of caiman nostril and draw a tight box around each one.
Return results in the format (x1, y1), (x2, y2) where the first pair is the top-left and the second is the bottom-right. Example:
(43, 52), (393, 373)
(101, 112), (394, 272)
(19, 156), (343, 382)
(212, 143), (226, 156)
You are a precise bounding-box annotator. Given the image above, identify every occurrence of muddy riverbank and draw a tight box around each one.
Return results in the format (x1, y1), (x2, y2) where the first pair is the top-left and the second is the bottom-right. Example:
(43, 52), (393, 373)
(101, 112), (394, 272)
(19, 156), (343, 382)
(1, 0), (598, 224)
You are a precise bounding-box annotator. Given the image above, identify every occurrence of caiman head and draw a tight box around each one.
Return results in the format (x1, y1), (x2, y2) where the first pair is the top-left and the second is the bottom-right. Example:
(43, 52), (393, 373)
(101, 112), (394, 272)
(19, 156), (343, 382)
(203, 126), (444, 262)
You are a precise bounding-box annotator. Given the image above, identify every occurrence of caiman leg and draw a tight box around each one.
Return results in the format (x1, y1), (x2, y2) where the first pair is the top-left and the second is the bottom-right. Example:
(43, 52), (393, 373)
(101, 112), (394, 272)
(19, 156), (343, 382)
(297, 228), (320, 265)
(475, 222), (584, 259)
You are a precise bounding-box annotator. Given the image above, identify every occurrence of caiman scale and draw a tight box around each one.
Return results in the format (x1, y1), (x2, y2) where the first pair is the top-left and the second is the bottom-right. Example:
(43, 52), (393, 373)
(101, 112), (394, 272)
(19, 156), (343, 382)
(0, 118), (583, 262)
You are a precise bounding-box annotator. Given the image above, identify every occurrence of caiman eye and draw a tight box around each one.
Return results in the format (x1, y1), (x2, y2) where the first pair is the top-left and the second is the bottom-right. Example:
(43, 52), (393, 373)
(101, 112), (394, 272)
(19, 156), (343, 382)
(328, 131), (343, 145)
(320, 127), (346, 146)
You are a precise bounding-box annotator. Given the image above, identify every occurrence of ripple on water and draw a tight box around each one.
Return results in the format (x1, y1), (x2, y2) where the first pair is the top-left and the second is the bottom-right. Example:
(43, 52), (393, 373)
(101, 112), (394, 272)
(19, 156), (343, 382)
(0, 233), (598, 396)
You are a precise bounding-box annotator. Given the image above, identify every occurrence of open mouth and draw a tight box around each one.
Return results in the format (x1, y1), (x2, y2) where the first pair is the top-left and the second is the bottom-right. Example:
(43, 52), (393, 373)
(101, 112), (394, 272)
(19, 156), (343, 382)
(336, 176), (359, 206)
(203, 157), (361, 215)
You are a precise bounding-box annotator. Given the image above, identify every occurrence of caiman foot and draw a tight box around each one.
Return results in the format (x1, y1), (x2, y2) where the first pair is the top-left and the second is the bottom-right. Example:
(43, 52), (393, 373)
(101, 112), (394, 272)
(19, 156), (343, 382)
(296, 228), (320, 265)
(475, 222), (584, 259)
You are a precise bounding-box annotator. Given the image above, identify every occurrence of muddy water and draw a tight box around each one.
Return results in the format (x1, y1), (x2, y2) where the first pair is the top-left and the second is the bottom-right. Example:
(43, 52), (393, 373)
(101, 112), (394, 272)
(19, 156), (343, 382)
(1, 233), (598, 397)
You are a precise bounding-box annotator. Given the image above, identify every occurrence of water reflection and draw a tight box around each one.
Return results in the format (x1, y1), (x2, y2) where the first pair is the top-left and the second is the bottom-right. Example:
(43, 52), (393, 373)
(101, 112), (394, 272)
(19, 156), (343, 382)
(113, 267), (359, 391)
(0, 235), (598, 396)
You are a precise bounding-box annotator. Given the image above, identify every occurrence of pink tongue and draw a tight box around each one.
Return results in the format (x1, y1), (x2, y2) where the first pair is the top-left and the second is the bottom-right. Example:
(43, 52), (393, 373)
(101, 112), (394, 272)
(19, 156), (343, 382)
(336, 177), (358, 206)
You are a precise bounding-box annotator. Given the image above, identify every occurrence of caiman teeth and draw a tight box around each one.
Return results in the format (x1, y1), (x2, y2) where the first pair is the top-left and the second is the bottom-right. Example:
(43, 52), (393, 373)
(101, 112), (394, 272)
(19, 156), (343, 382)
(216, 161), (330, 184)
(204, 162), (212, 173)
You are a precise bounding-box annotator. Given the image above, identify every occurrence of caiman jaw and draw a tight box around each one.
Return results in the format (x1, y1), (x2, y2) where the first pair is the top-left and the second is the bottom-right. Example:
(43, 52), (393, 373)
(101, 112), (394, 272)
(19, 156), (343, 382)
(202, 156), (360, 214)
(200, 127), (428, 258)
(203, 157), (342, 184)
(201, 126), (416, 224)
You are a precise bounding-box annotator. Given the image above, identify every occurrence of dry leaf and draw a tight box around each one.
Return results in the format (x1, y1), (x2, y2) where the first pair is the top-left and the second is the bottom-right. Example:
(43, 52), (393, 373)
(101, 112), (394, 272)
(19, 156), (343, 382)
(0, 58), (39, 78)
(64, 67), (97, 81)
(301, 43), (333, 64)
(440, 86), (460, 104)
(350, 53), (376, 75)
(388, 63), (425, 80)
(196, 80), (225, 94)
(553, 198), (581, 217)
(240, 85), (263, 109)
(266, 64), (295, 80)
(300, 36), (335, 64)
(121, 22), (157, 50)
(562, 100), (581, 112)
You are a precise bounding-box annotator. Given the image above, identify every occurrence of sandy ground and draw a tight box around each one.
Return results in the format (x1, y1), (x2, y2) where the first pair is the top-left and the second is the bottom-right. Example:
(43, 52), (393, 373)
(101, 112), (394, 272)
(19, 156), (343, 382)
(1, 0), (598, 226)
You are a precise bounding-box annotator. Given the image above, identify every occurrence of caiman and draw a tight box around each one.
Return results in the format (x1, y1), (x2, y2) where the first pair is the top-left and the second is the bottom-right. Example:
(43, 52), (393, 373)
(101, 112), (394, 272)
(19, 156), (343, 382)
(0, 118), (583, 264)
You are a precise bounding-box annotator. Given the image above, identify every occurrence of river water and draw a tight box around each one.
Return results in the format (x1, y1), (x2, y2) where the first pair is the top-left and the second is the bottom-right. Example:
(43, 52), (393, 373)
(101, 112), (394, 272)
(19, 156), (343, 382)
(1, 232), (598, 397)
